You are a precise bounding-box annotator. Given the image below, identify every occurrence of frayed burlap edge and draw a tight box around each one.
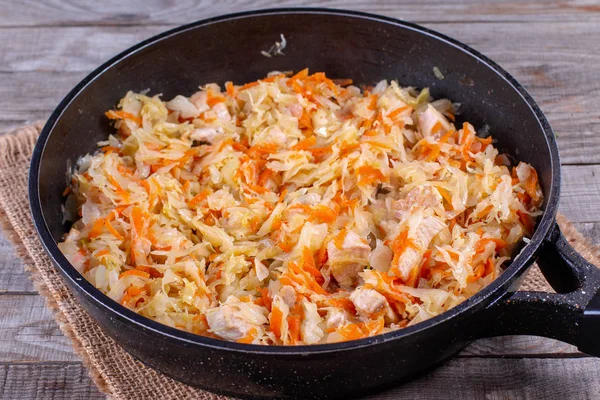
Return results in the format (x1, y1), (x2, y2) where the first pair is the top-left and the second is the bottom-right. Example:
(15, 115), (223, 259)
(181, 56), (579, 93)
(0, 124), (224, 400)
(0, 123), (599, 399)
(0, 123), (111, 397)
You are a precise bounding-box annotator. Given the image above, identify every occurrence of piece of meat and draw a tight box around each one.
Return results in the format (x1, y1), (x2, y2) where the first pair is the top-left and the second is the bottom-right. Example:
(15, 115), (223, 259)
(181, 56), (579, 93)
(190, 91), (209, 113)
(325, 308), (347, 330)
(213, 102), (231, 122)
(279, 285), (296, 309)
(350, 286), (399, 323)
(191, 127), (223, 144)
(205, 305), (252, 341)
(64, 228), (81, 243)
(65, 249), (88, 272)
(392, 216), (445, 282)
(288, 103), (303, 118)
(393, 186), (441, 220)
(350, 287), (387, 316)
(166, 95), (200, 119)
(292, 193), (321, 206)
(418, 104), (451, 138)
(327, 231), (370, 287)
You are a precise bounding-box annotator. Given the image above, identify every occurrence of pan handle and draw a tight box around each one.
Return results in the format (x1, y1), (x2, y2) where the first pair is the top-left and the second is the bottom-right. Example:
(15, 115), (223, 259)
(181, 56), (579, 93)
(476, 222), (600, 356)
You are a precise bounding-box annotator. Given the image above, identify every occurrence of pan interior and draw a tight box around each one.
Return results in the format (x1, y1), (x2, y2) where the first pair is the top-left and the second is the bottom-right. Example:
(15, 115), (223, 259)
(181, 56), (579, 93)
(32, 9), (558, 351)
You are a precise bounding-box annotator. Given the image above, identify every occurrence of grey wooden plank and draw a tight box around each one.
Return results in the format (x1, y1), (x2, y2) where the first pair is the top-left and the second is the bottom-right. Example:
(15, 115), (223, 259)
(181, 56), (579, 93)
(1, 19), (599, 163)
(0, 362), (104, 400)
(1, 0), (599, 27)
(0, 1), (597, 399)
(0, 26), (163, 73)
(0, 72), (81, 122)
(574, 222), (600, 247)
(1, 357), (599, 400)
(561, 165), (600, 224)
(366, 357), (600, 400)
(0, 232), (32, 293)
(461, 336), (581, 358)
(3, 22), (600, 74)
(0, 295), (79, 362)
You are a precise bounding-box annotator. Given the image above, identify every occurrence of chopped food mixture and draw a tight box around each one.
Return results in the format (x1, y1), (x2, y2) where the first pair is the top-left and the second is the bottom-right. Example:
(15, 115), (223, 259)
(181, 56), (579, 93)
(59, 69), (543, 345)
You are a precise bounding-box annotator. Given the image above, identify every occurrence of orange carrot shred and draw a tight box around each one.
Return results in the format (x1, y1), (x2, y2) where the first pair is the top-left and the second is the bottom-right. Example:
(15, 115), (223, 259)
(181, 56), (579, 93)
(270, 307), (284, 338)
(95, 249), (110, 257)
(188, 189), (211, 208)
(105, 110), (142, 125)
(88, 218), (105, 239)
(225, 81), (236, 97)
(119, 269), (150, 279)
(333, 229), (348, 250)
(287, 68), (309, 84)
(387, 106), (411, 120)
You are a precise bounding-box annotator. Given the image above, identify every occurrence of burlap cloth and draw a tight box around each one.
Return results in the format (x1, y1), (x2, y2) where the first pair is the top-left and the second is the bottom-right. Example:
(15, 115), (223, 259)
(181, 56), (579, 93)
(1, 123), (599, 399)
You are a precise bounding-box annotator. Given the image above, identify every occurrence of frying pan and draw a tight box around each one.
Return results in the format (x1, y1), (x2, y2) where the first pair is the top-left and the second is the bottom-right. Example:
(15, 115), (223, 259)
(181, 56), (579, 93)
(28, 8), (600, 399)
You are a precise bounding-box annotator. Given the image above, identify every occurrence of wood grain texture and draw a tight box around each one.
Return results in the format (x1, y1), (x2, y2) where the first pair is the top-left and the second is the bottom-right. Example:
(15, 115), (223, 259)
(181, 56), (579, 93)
(561, 165), (600, 223)
(1, 19), (599, 163)
(1, 1), (599, 399)
(366, 357), (600, 400)
(0, 362), (105, 400)
(2, 0), (600, 27)
(0, 296), (80, 362)
(0, 233), (32, 293)
(1, 357), (599, 400)
(574, 222), (600, 247)
(460, 336), (581, 358)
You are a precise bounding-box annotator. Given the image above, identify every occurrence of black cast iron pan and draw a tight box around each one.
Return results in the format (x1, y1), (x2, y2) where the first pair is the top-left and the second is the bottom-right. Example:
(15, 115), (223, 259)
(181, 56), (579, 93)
(28, 8), (600, 399)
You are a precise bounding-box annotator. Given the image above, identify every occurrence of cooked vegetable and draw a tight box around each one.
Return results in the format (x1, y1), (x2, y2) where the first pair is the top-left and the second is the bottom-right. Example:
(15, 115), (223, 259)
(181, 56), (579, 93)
(58, 70), (543, 345)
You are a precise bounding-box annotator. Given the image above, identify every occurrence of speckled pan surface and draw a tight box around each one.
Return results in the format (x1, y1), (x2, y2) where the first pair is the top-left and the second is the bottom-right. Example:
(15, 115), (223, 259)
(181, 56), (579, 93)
(28, 8), (600, 399)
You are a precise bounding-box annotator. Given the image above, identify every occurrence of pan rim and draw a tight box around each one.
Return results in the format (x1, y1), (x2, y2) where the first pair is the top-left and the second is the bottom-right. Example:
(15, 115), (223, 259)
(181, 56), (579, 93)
(28, 7), (560, 355)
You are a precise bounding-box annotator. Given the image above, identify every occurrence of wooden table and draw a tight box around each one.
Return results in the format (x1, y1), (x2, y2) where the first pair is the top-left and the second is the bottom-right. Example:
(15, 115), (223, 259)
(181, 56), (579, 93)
(1, 1), (600, 398)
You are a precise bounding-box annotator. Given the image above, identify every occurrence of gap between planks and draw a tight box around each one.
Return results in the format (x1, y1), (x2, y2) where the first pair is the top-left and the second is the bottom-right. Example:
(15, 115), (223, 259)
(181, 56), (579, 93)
(1, 20), (599, 164)
(2, 358), (600, 400)
(1, 0), (600, 27)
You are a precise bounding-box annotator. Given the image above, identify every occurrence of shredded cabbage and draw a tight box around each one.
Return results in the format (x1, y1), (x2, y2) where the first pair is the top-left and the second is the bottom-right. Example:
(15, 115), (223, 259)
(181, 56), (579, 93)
(59, 69), (543, 345)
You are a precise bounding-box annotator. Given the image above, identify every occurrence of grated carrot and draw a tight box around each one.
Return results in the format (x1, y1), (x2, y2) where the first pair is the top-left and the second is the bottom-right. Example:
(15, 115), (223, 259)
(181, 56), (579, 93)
(292, 136), (316, 150)
(367, 94), (378, 110)
(101, 145), (120, 154)
(88, 218), (105, 239)
(119, 269), (150, 279)
(225, 81), (236, 97)
(287, 68), (309, 84)
(237, 327), (257, 344)
(95, 249), (110, 257)
(239, 81), (260, 90)
(188, 189), (211, 208)
(387, 106), (411, 120)
(333, 228), (348, 250)
(108, 175), (130, 203)
(105, 110), (142, 125)
(356, 165), (386, 185)
(270, 307), (283, 338)
(206, 91), (226, 107)
(105, 218), (124, 240)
